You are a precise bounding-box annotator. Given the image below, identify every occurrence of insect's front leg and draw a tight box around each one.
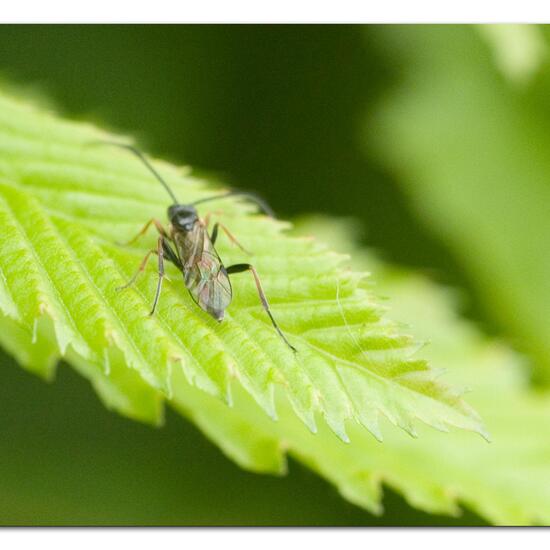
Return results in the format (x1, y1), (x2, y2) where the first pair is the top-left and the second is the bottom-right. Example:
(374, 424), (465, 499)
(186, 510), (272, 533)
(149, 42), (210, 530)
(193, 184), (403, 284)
(118, 218), (168, 246)
(226, 263), (296, 353)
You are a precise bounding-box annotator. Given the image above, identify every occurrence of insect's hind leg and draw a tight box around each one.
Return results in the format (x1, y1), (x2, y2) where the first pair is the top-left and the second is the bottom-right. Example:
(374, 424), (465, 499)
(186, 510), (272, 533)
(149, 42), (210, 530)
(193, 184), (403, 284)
(226, 263), (296, 353)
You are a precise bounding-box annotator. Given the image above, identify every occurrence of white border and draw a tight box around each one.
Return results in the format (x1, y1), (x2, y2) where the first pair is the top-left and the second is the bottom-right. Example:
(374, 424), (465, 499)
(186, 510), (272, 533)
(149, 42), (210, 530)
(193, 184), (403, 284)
(1, 0), (550, 23)
(0, 528), (544, 549)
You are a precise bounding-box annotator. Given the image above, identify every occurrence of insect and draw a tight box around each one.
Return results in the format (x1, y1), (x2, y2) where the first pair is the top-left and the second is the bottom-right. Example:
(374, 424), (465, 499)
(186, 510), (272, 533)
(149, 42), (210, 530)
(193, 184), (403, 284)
(103, 143), (296, 353)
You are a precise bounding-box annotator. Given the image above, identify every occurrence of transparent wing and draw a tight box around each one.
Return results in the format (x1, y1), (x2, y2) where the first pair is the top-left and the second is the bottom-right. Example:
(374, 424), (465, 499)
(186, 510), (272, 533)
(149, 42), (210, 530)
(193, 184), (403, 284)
(176, 226), (232, 319)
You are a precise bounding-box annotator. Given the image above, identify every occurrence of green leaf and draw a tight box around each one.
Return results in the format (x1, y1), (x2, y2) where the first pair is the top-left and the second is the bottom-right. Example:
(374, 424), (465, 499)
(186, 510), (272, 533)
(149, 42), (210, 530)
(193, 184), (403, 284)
(368, 25), (550, 383)
(3, 194), (549, 523)
(0, 89), (483, 449)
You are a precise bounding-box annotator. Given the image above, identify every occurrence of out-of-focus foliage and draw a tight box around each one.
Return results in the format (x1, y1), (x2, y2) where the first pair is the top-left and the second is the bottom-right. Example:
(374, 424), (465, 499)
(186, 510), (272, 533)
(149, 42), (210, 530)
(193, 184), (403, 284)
(478, 25), (548, 87)
(369, 25), (550, 383)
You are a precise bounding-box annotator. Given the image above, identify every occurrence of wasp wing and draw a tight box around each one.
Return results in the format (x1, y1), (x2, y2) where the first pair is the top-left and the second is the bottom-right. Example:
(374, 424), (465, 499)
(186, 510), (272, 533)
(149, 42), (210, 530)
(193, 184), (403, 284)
(174, 224), (232, 320)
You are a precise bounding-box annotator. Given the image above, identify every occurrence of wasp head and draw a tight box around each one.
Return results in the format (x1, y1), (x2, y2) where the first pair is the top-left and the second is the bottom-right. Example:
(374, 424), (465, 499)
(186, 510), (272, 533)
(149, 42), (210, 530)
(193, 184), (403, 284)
(168, 204), (198, 232)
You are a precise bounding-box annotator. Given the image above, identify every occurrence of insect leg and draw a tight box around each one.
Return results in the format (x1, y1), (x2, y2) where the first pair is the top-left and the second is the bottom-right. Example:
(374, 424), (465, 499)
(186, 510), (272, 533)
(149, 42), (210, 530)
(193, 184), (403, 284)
(226, 263), (296, 353)
(149, 236), (166, 316)
(210, 223), (251, 255)
(210, 223), (218, 244)
(162, 237), (182, 269)
(202, 211), (225, 229)
(116, 250), (157, 291)
(118, 218), (167, 246)
(118, 236), (177, 316)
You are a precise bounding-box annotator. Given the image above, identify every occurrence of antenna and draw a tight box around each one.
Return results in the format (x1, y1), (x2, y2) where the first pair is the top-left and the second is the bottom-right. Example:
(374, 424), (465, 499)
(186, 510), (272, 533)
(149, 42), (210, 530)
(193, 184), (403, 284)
(88, 141), (179, 204)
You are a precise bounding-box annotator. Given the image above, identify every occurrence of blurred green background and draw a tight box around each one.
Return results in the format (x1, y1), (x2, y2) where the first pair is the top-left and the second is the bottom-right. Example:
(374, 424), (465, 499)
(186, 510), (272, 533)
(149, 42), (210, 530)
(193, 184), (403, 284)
(0, 24), (549, 525)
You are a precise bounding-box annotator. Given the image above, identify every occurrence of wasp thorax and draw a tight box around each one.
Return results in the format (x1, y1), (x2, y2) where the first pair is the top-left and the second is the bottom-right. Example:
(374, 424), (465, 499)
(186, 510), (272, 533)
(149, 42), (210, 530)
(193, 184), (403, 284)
(168, 204), (198, 231)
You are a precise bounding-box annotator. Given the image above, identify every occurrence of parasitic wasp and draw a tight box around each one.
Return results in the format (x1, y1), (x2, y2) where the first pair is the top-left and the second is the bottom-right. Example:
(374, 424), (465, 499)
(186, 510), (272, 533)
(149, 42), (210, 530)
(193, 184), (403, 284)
(99, 142), (296, 353)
